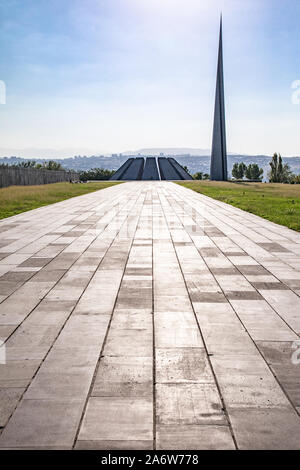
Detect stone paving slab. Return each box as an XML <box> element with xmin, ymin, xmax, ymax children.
<box><xmin>0</xmin><ymin>181</ymin><xmax>300</xmax><ymax>449</ymax></box>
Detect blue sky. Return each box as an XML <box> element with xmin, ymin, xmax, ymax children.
<box><xmin>0</xmin><ymin>0</ymin><xmax>299</xmax><ymax>157</ymax></box>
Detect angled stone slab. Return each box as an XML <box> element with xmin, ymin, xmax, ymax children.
<box><xmin>154</xmin><ymin>311</ymin><xmax>203</xmax><ymax>348</ymax></box>
<box><xmin>0</xmin><ymin>325</ymin><xmax>17</xmax><ymax>341</ymax></box>
<box><xmin>92</xmin><ymin>356</ymin><xmax>152</xmax><ymax>398</ymax></box>
<box><xmin>227</xmin><ymin>256</ymin><xmax>259</xmax><ymax>266</ymax></box>
<box><xmin>258</xmin><ymin>290</ymin><xmax>300</xmax><ymax>333</ymax></box>
<box><xmin>0</xmin><ymin>281</ymin><xmax>56</xmax><ymax>325</ymax></box>
<box><xmin>0</xmin><ymin>271</ymin><xmax>34</xmax><ymax>283</ymax></box>
<box><xmin>215</xmin><ymin>275</ymin><xmax>255</xmax><ymax>292</ymax></box>
<box><xmin>0</xmin><ymin>399</ymin><xmax>85</xmax><ymax>449</ymax></box>
<box><xmin>43</xmin><ymin>253</ymin><xmax>80</xmax><ymax>271</ymax></box>
<box><xmin>78</xmin><ymin>397</ymin><xmax>153</xmax><ymax>442</ymax></box>
<box><xmin>257</xmin><ymin>341</ymin><xmax>300</xmax><ymax>407</ymax></box>
<box><xmin>75</xmin><ymin>440</ymin><xmax>153</xmax><ymax>450</ymax></box>
<box><xmin>211</xmin><ymin>354</ymin><xmax>290</xmax><ymax>409</ymax></box>
<box><xmin>226</xmin><ymin>291</ymin><xmax>262</xmax><ymax>301</ymax></box>
<box><xmin>229</xmin><ymin>407</ymin><xmax>300</xmax><ymax>450</ymax></box>
<box><xmin>154</xmin><ymin>296</ymin><xmax>192</xmax><ymax>313</ymax></box>
<box><xmin>0</xmin><ymin>253</ymin><xmax>32</xmax><ymax>266</ymax></box>
<box><xmin>245</xmin><ymin>275</ymin><xmax>280</xmax><ymax>284</ymax></box>
<box><xmin>104</xmin><ymin>328</ymin><xmax>153</xmax><ymax>357</ymax></box>
<box><xmin>156</xmin><ymin>425</ymin><xmax>235</xmax><ymax>450</ymax></box>
<box><xmin>238</xmin><ymin>265</ymin><xmax>271</xmax><ymax>276</ymax></box>
<box><xmin>155</xmin><ymin>325</ymin><xmax>203</xmax><ymax>349</ymax></box>
<box><xmin>24</xmin><ymin>364</ymin><xmax>95</xmax><ymax>401</ymax></box>
<box><xmin>6</xmin><ymin>324</ymin><xmax>61</xmax><ymax>349</ymax></box>
<box><xmin>0</xmin><ymin>388</ymin><xmax>25</xmax><ymax>427</ymax></box>
<box><xmin>19</xmin><ymin>257</ymin><xmax>53</xmax><ymax>268</ymax></box>
<box><xmin>111</xmin><ymin>311</ymin><xmax>152</xmax><ymax>330</ymax></box>
<box><xmin>156</xmin><ymin>348</ymin><xmax>214</xmax><ymax>384</ymax></box>
<box><xmin>52</xmin><ymin>315</ymin><xmax>110</xmax><ymax>350</ymax></box>
<box><xmin>230</xmin><ymin>299</ymin><xmax>297</xmax><ymax>341</ymax></box>
<box><xmin>200</xmin><ymin>327</ymin><xmax>257</xmax><ymax>356</ymax></box>
<box><xmin>191</xmin><ymin>292</ymin><xmax>227</xmax><ymax>304</ymax></box>
<box><xmin>156</xmin><ymin>383</ymin><xmax>226</xmax><ymax>425</ymax></box>
<box><xmin>24</xmin><ymin>299</ymin><xmax>75</xmax><ymax>326</ymax></box>
<box><xmin>31</xmin><ymin>269</ymin><xmax>67</xmax><ymax>283</ymax></box>
<box><xmin>0</xmin><ymin>294</ymin><xmax>8</xmax><ymax>304</ymax></box>
<box><xmin>0</xmin><ymin>360</ymin><xmax>40</xmax><ymax>388</ymax></box>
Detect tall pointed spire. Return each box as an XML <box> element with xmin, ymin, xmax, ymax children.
<box><xmin>210</xmin><ymin>15</ymin><xmax>227</xmax><ymax>181</ymax></box>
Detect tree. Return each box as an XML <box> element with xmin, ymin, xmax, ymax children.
<box><xmin>245</xmin><ymin>163</ymin><xmax>264</xmax><ymax>181</ymax></box>
<box><xmin>182</xmin><ymin>165</ymin><xmax>191</xmax><ymax>175</ymax></box>
<box><xmin>231</xmin><ymin>163</ymin><xmax>240</xmax><ymax>179</ymax></box>
<box><xmin>17</xmin><ymin>160</ymin><xmax>37</xmax><ymax>168</ymax></box>
<box><xmin>269</xmin><ymin>153</ymin><xmax>293</xmax><ymax>183</ymax></box>
<box><xmin>15</xmin><ymin>160</ymin><xmax>64</xmax><ymax>171</ymax></box>
<box><xmin>193</xmin><ymin>172</ymin><xmax>203</xmax><ymax>180</ymax></box>
<box><xmin>43</xmin><ymin>160</ymin><xmax>64</xmax><ymax>171</ymax></box>
<box><xmin>232</xmin><ymin>162</ymin><xmax>247</xmax><ymax>179</ymax></box>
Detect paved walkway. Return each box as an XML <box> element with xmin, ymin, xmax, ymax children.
<box><xmin>0</xmin><ymin>181</ymin><xmax>300</xmax><ymax>449</ymax></box>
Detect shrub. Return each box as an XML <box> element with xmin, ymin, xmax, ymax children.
<box><xmin>79</xmin><ymin>168</ymin><xmax>115</xmax><ymax>181</ymax></box>
<box><xmin>291</xmin><ymin>174</ymin><xmax>300</xmax><ymax>184</ymax></box>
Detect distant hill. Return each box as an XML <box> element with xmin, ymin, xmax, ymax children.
<box><xmin>1</xmin><ymin>153</ymin><xmax>300</xmax><ymax>181</ymax></box>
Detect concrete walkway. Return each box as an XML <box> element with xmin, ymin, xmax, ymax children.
<box><xmin>0</xmin><ymin>181</ymin><xmax>300</xmax><ymax>450</ymax></box>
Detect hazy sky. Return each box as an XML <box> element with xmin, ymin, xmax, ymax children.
<box><xmin>0</xmin><ymin>0</ymin><xmax>299</xmax><ymax>157</ymax></box>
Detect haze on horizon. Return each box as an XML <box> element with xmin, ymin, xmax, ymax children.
<box><xmin>0</xmin><ymin>0</ymin><xmax>299</xmax><ymax>158</ymax></box>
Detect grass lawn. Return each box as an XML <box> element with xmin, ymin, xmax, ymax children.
<box><xmin>0</xmin><ymin>181</ymin><xmax>122</xmax><ymax>220</ymax></box>
<box><xmin>177</xmin><ymin>180</ymin><xmax>300</xmax><ymax>232</ymax></box>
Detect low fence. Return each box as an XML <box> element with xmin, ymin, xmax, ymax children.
<box><xmin>0</xmin><ymin>167</ymin><xmax>79</xmax><ymax>188</ymax></box>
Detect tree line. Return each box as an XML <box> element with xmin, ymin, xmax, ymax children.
<box><xmin>0</xmin><ymin>160</ymin><xmax>65</xmax><ymax>171</ymax></box>
<box><xmin>231</xmin><ymin>154</ymin><xmax>300</xmax><ymax>184</ymax></box>
<box><xmin>187</xmin><ymin>153</ymin><xmax>299</xmax><ymax>183</ymax></box>
<box><xmin>0</xmin><ymin>161</ymin><xmax>115</xmax><ymax>180</ymax></box>
<box><xmin>231</xmin><ymin>162</ymin><xmax>263</xmax><ymax>181</ymax></box>
<box><xmin>1</xmin><ymin>155</ymin><xmax>299</xmax><ymax>183</ymax></box>
<box><xmin>79</xmin><ymin>168</ymin><xmax>115</xmax><ymax>181</ymax></box>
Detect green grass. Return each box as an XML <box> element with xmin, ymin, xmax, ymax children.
<box><xmin>176</xmin><ymin>180</ymin><xmax>300</xmax><ymax>232</ymax></box>
<box><xmin>0</xmin><ymin>181</ymin><xmax>122</xmax><ymax>220</ymax></box>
